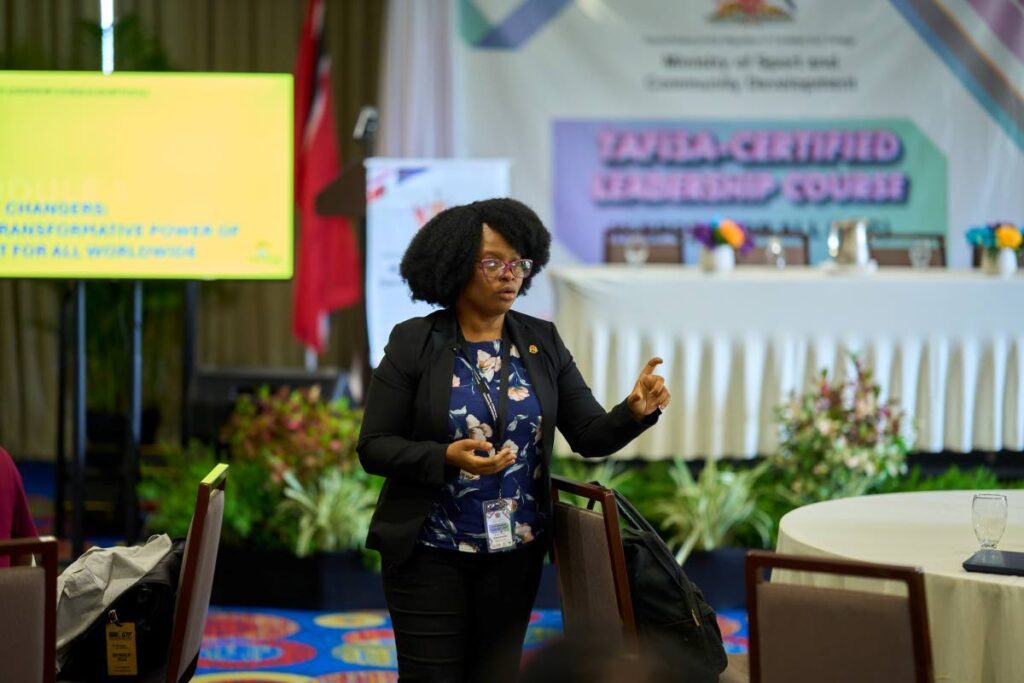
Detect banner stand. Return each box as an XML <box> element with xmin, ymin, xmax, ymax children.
<box><xmin>72</xmin><ymin>282</ymin><xmax>86</xmax><ymax>558</ymax></box>
<box><xmin>180</xmin><ymin>281</ymin><xmax>199</xmax><ymax>444</ymax></box>
<box><xmin>126</xmin><ymin>280</ymin><xmax>142</xmax><ymax>545</ymax></box>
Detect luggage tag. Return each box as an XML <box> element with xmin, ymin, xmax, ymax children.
<box><xmin>105</xmin><ymin>610</ymin><xmax>138</xmax><ymax>676</ymax></box>
<box><xmin>483</xmin><ymin>498</ymin><xmax>516</xmax><ymax>552</ymax></box>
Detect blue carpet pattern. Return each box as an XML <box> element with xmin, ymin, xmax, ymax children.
<box><xmin>193</xmin><ymin>606</ymin><xmax>748</xmax><ymax>680</ymax></box>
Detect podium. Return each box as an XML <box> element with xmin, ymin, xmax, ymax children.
<box><xmin>317</xmin><ymin>157</ymin><xmax>367</xmax><ymax>218</ymax></box>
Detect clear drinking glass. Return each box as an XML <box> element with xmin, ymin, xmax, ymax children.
<box><xmin>972</xmin><ymin>493</ymin><xmax>1008</xmax><ymax>549</ymax></box>
<box><xmin>764</xmin><ymin>236</ymin><xmax>786</xmax><ymax>269</ymax></box>
<box><xmin>622</xmin><ymin>234</ymin><xmax>650</xmax><ymax>266</ymax></box>
<box><xmin>908</xmin><ymin>239</ymin><xmax>933</xmax><ymax>269</ymax></box>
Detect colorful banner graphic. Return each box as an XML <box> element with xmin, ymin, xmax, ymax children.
<box><xmin>454</xmin><ymin>0</ymin><xmax>1024</xmax><ymax>271</ymax></box>
<box><xmin>555</xmin><ymin>118</ymin><xmax>946</xmax><ymax>263</ymax></box>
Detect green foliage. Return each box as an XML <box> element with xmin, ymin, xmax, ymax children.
<box><xmin>276</xmin><ymin>469</ymin><xmax>377</xmax><ymax>558</ymax></box>
<box><xmin>138</xmin><ymin>441</ymin><xmax>287</xmax><ymax>549</ymax></box>
<box><xmin>549</xmin><ymin>456</ymin><xmax>636</xmax><ymax>506</ymax></box>
<box><xmin>220</xmin><ymin>385</ymin><xmax>362</xmax><ymax>484</ymax></box>
<box><xmin>549</xmin><ymin>457</ymin><xmax>680</xmax><ymax>520</ymax></box>
<box><xmin>872</xmin><ymin>465</ymin><xmax>1001</xmax><ymax>494</ymax></box>
<box><xmin>772</xmin><ymin>354</ymin><xmax>908</xmax><ymax>507</ymax></box>
<box><xmin>652</xmin><ymin>458</ymin><xmax>772</xmax><ymax>563</ymax></box>
<box><xmin>139</xmin><ymin>386</ymin><xmax>377</xmax><ymax>562</ymax></box>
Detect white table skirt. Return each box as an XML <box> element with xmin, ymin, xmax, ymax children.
<box><xmin>776</xmin><ymin>491</ymin><xmax>1024</xmax><ymax>683</ymax></box>
<box><xmin>549</xmin><ymin>265</ymin><xmax>1024</xmax><ymax>459</ymax></box>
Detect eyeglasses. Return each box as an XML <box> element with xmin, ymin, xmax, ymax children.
<box><xmin>478</xmin><ymin>258</ymin><xmax>534</xmax><ymax>279</ymax></box>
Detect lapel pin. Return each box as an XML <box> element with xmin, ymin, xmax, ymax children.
<box><xmin>529</xmin><ymin>344</ymin><xmax>539</xmax><ymax>354</ymax></box>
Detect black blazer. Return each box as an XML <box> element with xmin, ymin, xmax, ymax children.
<box><xmin>357</xmin><ymin>308</ymin><xmax>658</xmax><ymax>569</ymax></box>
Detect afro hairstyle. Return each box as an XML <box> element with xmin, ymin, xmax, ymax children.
<box><xmin>399</xmin><ymin>197</ymin><xmax>551</xmax><ymax>307</ymax></box>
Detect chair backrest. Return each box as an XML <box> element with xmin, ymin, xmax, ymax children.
<box><xmin>550</xmin><ymin>475</ymin><xmax>635</xmax><ymax>646</ymax></box>
<box><xmin>604</xmin><ymin>226</ymin><xmax>685</xmax><ymax>264</ymax></box>
<box><xmin>736</xmin><ymin>229</ymin><xmax>810</xmax><ymax>266</ymax></box>
<box><xmin>746</xmin><ymin>550</ymin><xmax>934</xmax><ymax>683</ymax></box>
<box><xmin>165</xmin><ymin>463</ymin><xmax>228</xmax><ymax>683</ymax></box>
<box><xmin>0</xmin><ymin>536</ymin><xmax>57</xmax><ymax>683</ymax></box>
<box><xmin>869</xmin><ymin>233</ymin><xmax>946</xmax><ymax>267</ymax></box>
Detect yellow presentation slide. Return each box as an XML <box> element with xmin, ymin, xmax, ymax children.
<box><xmin>0</xmin><ymin>71</ymin><xmax>293</xmax><ymax>279</ymax></box>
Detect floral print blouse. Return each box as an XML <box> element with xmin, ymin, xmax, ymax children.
<box><xmin>418</xmin><ymin>339</ymin><xmax>545</xmax><ymax>553</ymax></box>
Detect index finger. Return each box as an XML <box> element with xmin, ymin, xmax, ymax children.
<box><xmin>640</xmin><ymin>357</ymin><xmax>663</xmax><ymax>376</ymax></box>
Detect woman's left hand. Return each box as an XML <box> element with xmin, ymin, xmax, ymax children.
<box><xmin>627</xmin><ymin>357</ymin><xmax>671</xmax><ymax>420</ymax></box>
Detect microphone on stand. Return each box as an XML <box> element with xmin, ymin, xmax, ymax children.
<box><xmin>353</xmin><ymin>105</ymin><xmax>378</xmax><ymax>158</ymax></box>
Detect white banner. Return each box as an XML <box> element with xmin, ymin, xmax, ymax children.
<box><xmin>453</xmin><ymin>0</ymin><xmax>1024</xmax><ymax>273</ymax></box>
<box><xmin>365</xmin><ymin>157</ymin><xmax>510</xmax><ymax>366</ymax></box>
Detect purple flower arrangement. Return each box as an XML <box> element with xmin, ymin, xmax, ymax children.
<box><xmin>691</xmin><ymin>218</ymin><xmax>755</xmax><ymax>254</ymax></box>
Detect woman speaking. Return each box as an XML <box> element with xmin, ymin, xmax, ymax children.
<box><xmin>357</xmin><ymin>198</ymin><xmax>670</xmax><ymax>682</ymax></box>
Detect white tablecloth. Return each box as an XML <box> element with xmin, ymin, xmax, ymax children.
<box><xmin>549</xmin><ymin>265</ymin><xmax>1024</xmax><ymax>459</ymax></box>
<box><xmin>776</xmin><ymin>491</ymin><xmax>1024</xmax><ymax>683</ymax></box>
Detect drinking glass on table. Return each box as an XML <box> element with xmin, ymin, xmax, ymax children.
<box><xmin>908</xmin><ymin>239</ymin><xmax>934</xmax><ymax>269</ymax></box>
<box><xmin>973</xmin><ymin>493</ymin><xmax>1007</xmax><ymax>549</ymax></box>
<box><xmin>764</xmin><ymin>236</ymin><xmax>786</xmax><ymax>269</ymax></box>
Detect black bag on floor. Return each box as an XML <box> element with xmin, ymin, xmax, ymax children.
<box><xmin>60</xmin><ymin>538</ymin><xmax>185</xmax><ymax>682</ymax></box>
<box><xmin>613</xmin><ymin>490</ymin><xmax>728</xmax><ymax>682</ymax></box>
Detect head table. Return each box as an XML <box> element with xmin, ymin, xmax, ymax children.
<box><xmin>776</xmin><ymin>491</ymin><xmax>1024</xmax><ymax>683</ymax></box>
<box><xmin>548</xmin><ymin>265</ymin><xmax>1024</xmax><ymax>459</ymax></box>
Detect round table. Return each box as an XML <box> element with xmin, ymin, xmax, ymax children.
<box><xmin>777</xmin><ymin>491</ymin><xmax>1024</xmax><ymax>683</ymax></box>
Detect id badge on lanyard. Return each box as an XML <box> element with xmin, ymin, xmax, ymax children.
<box><xmin>458</xmin><ymin>328</ymin><xmax>517</xmax><ymax>552</ymax></box>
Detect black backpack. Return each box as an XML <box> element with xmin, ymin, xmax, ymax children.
<box><xmin>614</xmin><ymin>490</ymin><xmax>728</xmax><ymax>682</ymax></box>
<box><xmin>60</xmin><ymin>539</ymin><xmax>185</xmax><ymax>681</ymax></box>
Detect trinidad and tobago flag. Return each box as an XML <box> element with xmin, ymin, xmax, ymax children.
<box><xmin>292</xmin><ymin>0</ymin><xmax>362</xmax><ymax>353</ymax></box>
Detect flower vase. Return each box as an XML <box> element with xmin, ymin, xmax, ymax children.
<box><xmin>982</xmin><ymin>248</ymin><xmax>1019</xmax><ymax>277</ymax></box>
<box><xmin>700</xmin><ymin>244</ymin><xmax>735</xmax><ymax>273</ymax></box>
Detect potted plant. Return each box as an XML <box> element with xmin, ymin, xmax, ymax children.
<box><xmin>652</xmin><ymin>457</ymin><xmax>772</xmax><ymax>609</ymax></box>
<box><xmin>967</xmin><ymin>222</ymin><xmax>1022</xmax><ymax>277</ymax></box>
<box><xmin>770</xmin><ymin>353</ymin><xmax>909</xmax><ymax>512</ymax></box>
<box><xmin>139</xmin><ymin>384</ymin><xmax>383</xmax><ymax>609</ymax></box>
<box><xmin>692</xmin><ymin>218</ymin><xmax>754</xmax><ymax>272</ymax></box>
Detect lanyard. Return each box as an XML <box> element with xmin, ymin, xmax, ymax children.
<box><xmin>456</xmin><ymin>326</ymin><xmax>512</xmax><ymax>444</ymax></box>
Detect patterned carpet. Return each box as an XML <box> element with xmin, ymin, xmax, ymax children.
<box><xmin>194</xmin><ymin>606</ymin><xmax>748</xmax><ymax>680</ymax></box>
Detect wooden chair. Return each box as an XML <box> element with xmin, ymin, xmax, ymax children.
<box><xmin>550</xmin><ymin>475</ymin><xmax>636</xmax><ymax>646</ymax></box>
<box><xmin>0</xmin><ymin>537</ymin><xmax>58</xmax><ymax>683</ymax></box>
<box><xmin>164</xmin><ymin>463</ymin><xmax>228</xmax><ymax>683</ymax></box>
<box><xmin>869</xmin><ymin>233</ymin><xmax>946</xmax><ymax>267</ymax></box>
<box><xmin>604</xmin><ymin>226</ymin><xmax>685</xmax><ymax>264</ymax></box>
<box><xmin>745</xmin><ymin>550</ymin><xmax>934</xmax><ymax>683</ymax></box>
<box><xmin>736</xmin><ymin>229</ymin><xmax>810</xmax><ymax>266</ymax></box>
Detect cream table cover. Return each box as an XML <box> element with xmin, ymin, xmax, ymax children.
<box><xmin>776</xmin><ymin>491</ymin><xmax>1024</xmax><ymax>683</ymax></box>
<box><xmin>549</xmin><ymin>266</ymin><xmax>1024</xmax><ymax>459</ymax></box>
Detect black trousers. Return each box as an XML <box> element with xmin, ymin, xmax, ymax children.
<box><xmin>383</xmin><ymin>542</ymin><xmax>546</xmax><ymax>683</ymax></box>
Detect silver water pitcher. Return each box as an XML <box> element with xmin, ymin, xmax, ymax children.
<box><xmin>828</xmin><ymin>219</ymin><xmax>870</xmax><ymax>266</ymax></box>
